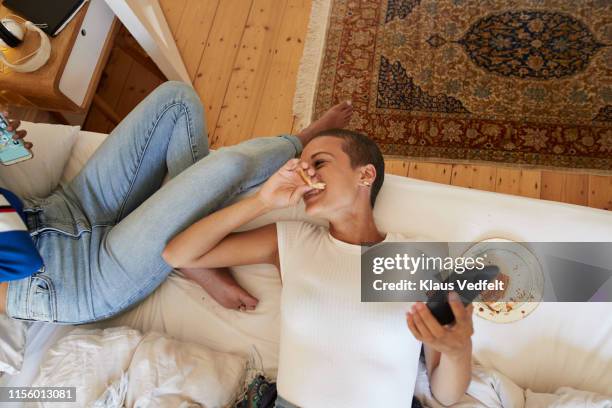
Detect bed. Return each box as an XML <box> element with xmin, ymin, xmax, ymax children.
<box><xmin>2</xmin><ymin>125</ymin><xmax>611</xmax><ymax>407</ymax></box>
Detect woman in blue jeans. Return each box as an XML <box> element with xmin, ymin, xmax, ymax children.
<box><xmin>0</xmin><ymin>81</ymin><xmax>353</xmax><ymax>324</ymax></box>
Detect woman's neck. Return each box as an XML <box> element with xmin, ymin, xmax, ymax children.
<box><xmin>328</xmin><ymin>207</ymin><xmax>385</xmax><ymax>246</ymax></box>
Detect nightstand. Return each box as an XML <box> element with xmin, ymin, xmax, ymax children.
<box><xmin>0</xmin><ymin>1</ymin><xmax>118</xmax><ymax>113</ymax></box>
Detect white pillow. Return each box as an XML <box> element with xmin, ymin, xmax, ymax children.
<box><xmin>0</xmin><ymin>316</ymin><xmax>28</xmax><ymax>375</ymax></box>
<box><xmin>0</xmin><ymin>121</ymin><xmax>79</xmax><ymax>199</ymax></box>
<box><xmin>61</xmin><ymin>130</ymin><xmax>108</xmax><ymax>183</ymax></box>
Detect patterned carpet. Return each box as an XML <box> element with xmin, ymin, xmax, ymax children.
<box><xmin>296</xmin><ymin>0</ymin><xmax>612</xmax><ymax>171</ymax></box>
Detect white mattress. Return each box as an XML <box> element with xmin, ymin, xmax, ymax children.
<box><xmin>3</xmin><ymin>130</ymin><xmax>612</xmax><ymax>397</ymax></box>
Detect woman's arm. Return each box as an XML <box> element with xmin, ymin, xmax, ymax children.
<box><xmin>162</xmin><ymin>158</ymin><xmax>315</xmax><ymax>270</ymax></box>
<box><xmin>424</xmin><ymin>343</ymin><xmax>472</xmax><ymax>406</ymax></box>
<box><xmin>162</xmin><ymin>194</ymin><xmax>277</xmax><ymax>268</ymax></box>
<box><xmin>407</xmin><ymin>293</ymin><xmax>474</xmax><ymax>406</ymax></box>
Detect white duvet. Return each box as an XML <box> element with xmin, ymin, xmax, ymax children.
<box><xmin>29</xmin><ymin>327</ymin><xmax>247</xmax><ymax>408</ymax></box>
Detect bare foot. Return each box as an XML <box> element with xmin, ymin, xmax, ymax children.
<box><xmin>179</xmin><ymin>267</ymin><xmax>259</xmax><ymax>311</ymax></box>
<box><xmin>297</xmin><ymin>100</ymin><xmax>353</xmax><ymax>145</ymax></box>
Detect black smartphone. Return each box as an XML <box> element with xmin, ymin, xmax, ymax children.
<box><xmin>426</xmin><ymin>265</ymin><xmax>500</xmax><ymax>325</ymax></box>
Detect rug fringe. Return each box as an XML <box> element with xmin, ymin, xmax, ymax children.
<box><xmin>293</xmin><ymin>0</ymin><xmax>333</xmax><ymax>131</ymax></box>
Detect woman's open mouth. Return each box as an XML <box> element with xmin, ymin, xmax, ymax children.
<box><xmin>304</xmin><ymin>188</ymin><xmax>324</xmax><ymax>202</ymax></box>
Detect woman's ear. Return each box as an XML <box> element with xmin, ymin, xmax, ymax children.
<box><xmin>359</xmin><ymin>164</ymin><xmax>376</xmax><ymax>187</ymax></box>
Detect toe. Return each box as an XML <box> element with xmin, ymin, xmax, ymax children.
<box><xmin>336</xmin><ymin>100</ymin><xmax>350</xmax><ymax>110</ymax></box>
<box><xmin>241</xmin><ymin>293</ymin><xmax>259</xmax><ymax>309</ymax></box>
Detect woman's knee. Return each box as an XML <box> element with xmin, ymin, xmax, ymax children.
<box><xmin>154</xmin><ymin>82</ymin><xmax>207</xmax><ymax>145</ymax></box>
<box><xmin>153</xmin><ymin>81</ymin><xmax>204</xmax><ymax>117</ymax></box>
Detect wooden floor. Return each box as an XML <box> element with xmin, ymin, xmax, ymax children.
<box><xmin>82</xmin><ymin>0</ymin><xmax>612</xmax><ymax>211</ymax></box>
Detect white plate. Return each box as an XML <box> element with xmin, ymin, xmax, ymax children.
<box><xmin>462</xmin><ymin>239</ymin><xmax>544</xmax><ymax>323</ymax></box>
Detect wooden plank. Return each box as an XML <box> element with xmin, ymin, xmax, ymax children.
<box><xmin>83</xmin><ymin>105</ymin><xmax>112</xmax><ymax>133</ymax></box>
<box><xmin>173</xmin><ymin>0</ymin><xmax>221</xmax><ymax>81</ymax></box>
<box><xmin>115</xmin><ymin>62</ymin><xmax>164</xmax><ymax>120</ymax></box>
<box><xmin>92</xmin><ymin>95</ymin><xmax>121</xmax><ymax>125</ymax></box>
<box><xmin>385</xmin><ymin>159</ymin><xmax>410</xmax><ymax>176</ymax></box>
<box><xmin>192</xmin><ymin>0</ymin><xmax>254</xmax><ymax>143</ymax></box>
<box><xmin>98</xmin><ymin>47</ymin><xmax>134</xmax><ymax>112</ymax></box>
<box><xmin>471</xmin><ymin>165</ymin><xmax>497</xmax><ymax>192</ymax></box>
<box><xmin>495</xmin><ymin>168</ymin><xmax>521</xmax><ymax>196</ymax></box>
<box><xmin>251</xmin><ymin>0</ymin><xmax>311</xmax><ymax>137</ymax></box>
<box><xmin>450</xmin><ymin>164</ymin><xmax>473</xmax><ymax>188</ymax></box>
<box><xmin>212</xmin><ymin>0</ymin><xmax>288</xmax><ymax>147</ymax></box>
<box><xmin>541</xmin><ymin>171</ymin><xmax>565</xmax><ymax>202</ymax></box>
<box><xmin>564</xmin><ymin>173</ymin><xmax>589</xmax><ymax>206</ymax></box>
<box><xmin>496</xmin><ymin>169</ymin><xmax>541</xmax><ymax>199</ymax></box>
<box><xmin>540</xmin><ymin>171</ymin><xmax>589</xmax><ymax>206</ymax></box>
<box><xmin>115</xmin><ymin>35</ymin><xmax>166</xmax><ymax>81</ymax></box>
<box><xmin>451</xmin><ymin>164</ymin><xmax>498</xmax><ymax>191</ymax></box>
<box><xmin>588</xmin><ymin>175</ymin><xmax>612</xmax><ymax>211</ymax></box>
<box><xmin>159</xmin><ymin>0</ymin><xmax>189</xmax><ymax>38</ymax></box>
<box><xmin>83</xmin><ymin>46</ymin><xmax>134</xmax><ymax>133</ymax></box>
<box><xmin>518</xmin><ymin>169</ymin><xmax>541</xmax><ymax>199</ymax></box>
<box><xmin>408</xmin><ymin>162</ymin><xmax>452</xmax><ymax>184</ymax></box>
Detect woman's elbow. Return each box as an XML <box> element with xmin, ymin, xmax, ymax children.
<box><xmin>431</xmin><ymin>384</ymin><xmax>468</xmax><ymax>407</ymax></box>
<box><xmin>161</xmin><ymin>244</ymin><xmax>182</xmax><ymax>268</ymax></box>
<box><xmin>432</xmin><ymin>393</ymin><xmax>461</xmax><ymax>407</ymax></box>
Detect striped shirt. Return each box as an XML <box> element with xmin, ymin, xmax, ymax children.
<box><xmin>0</xmin><ymin>188</ymin><xmax>43</xmax><ymax>281</ymax></box>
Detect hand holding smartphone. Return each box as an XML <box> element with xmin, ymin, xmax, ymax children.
<box><xmin>0</xmin><ymin>111</ymin><xmax>32</xmax><ymax>165</ymax></box>
<box><xmin>426</xmin><ymin>265</ymin><xmax>500</xmax><ymax>325</ymax></box>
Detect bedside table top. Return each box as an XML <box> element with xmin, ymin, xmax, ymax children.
<box><xmin>0</xmin><ymin>2</ymin><xmax>89</xmax><ymax>110</ymax></box>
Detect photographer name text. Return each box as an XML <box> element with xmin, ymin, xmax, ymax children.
<box><xmin>372</xmin><ymin>279</ymin><xmax>504</xmax><ymax>292</ymax></box>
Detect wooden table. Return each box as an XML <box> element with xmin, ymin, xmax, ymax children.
<box><xmin>0</xmin><ymin>2</ymin><xmax>117</xmax><ymax>113</ymax></box>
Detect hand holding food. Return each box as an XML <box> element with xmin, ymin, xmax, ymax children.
<box><xmin>257</xmin><ymin>159</ymin><xmax>323</xmax><ymax>209</ymax></box>
<box><xmin>297</xmin><ymin>167</ymin><xmax>326</xmax><ymax>190</ymax></box>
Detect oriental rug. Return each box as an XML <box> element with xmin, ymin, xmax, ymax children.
<box><xmin>294</xmin><ymin>0</ymin><xmax>612</xmax><ymax>171</ymax></box>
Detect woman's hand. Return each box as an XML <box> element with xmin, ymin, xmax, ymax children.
<box><xmin>2</xmin><ymin>109</ymin><xmax>32</xmax><ymax>150</ymax></box>
<box><xmin>256</xmin><ymin>158</ymin><xmax>315</xmax><ymax>210</ymax></box>
<box><xmin>407</xmin><ymin>292</ymin><xmax>474</xmax><ymax>359</ymax></box>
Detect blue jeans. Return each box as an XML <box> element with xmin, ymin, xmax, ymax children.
<box><xmin>6</xmin><ymin>81</ymin><xmax>302</xmax><ymax>324</ymax></box>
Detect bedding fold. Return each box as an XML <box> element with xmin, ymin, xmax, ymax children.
<box><xmin>415</xmin><ymin>361</ymin><xmax>612</xmax><ymax>407</ymax></box>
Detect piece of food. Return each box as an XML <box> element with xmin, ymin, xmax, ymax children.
<box><xmin>297</xmin><ymin>167</ymin><xmax>326</xmax><ymax>190</ymax></box>
<box><xmin>311</xmin><ymin>182</ymin><xmax>326</xmax><ymax>189</ymax></box>
<box><xmin>480</xmin><ymin>273</ymin><xmax>509</xmax><ymax>302</ymax></box>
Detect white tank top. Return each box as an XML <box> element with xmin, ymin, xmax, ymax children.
<box><xmin>276</xmin><ymin>221</ymin><xmax>421</xmax><ymax>408</ymax></box>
